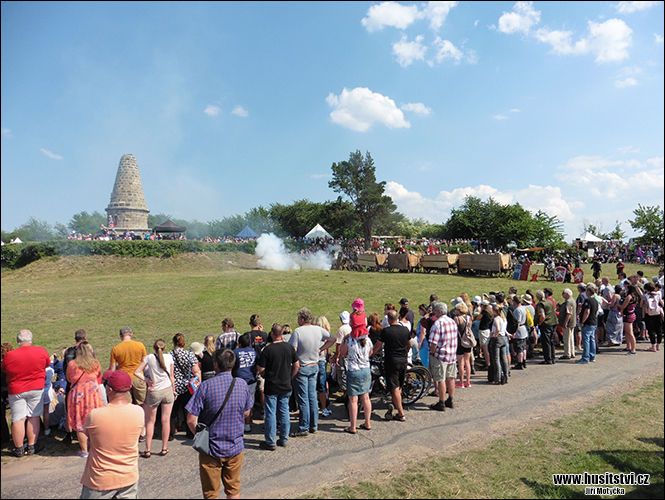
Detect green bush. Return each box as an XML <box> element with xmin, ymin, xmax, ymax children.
<box><xmin>0</xmin><ymin>239</ymin><xmax>259</xmax><ymax>269</ymax></box>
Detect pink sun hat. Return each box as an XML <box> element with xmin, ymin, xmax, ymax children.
<box><xmin>351</xmin><ymin>298</ymin><xmax>365</xmax><ymax>312</ymax></box>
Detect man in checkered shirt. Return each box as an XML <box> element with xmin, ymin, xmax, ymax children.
<box><xmin>428</xmin><ymin>301</ymin><xmax>458</xmax><ymax>412</ymax></box>
<box><xmin>187</xmin><ymin>349</ymin><xmax>253</xmax><ymax>499</ymax></box>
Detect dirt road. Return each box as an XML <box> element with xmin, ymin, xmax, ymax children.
<box><xmin>2</xmin><ymin>347</ymin><xmax>663</xmax><ymax>499</ymax></box>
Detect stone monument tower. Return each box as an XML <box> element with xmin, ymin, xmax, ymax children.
<box><xmin>105</xmin><ymin>154</ymin><xmax>150</xmax><ymax>232</ymax></box>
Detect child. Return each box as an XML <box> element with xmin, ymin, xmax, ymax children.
<box><xmin>350</xmin><ymin>298</ymin><xmax>369</xmax><ymax>339</ymax></box>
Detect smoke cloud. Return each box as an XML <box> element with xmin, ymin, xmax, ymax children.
<box><xmin>255</xmin><ymin>233</ymin><xmax>338</xmax><ymax>271</ymax></box>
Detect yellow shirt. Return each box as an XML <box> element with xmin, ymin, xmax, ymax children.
<box><xmin>110</xmin><ymin>340</ymin><xmax>147</xmax><ymax>379</ymax></box>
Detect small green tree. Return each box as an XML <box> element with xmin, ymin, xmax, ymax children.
<box><xmin>13</xmin><ymin>217</ymin><xmax>57</xmax><ymax>242</ymax></box>
<box><xmin>329</xmin><ymin>150</ymin><xmax>396</xmax><ymax>250</ymax></box>
<box><xmin>629</xmin><ymin>204</ymin><xmax>664</xmax><ymax>245</ymax></box>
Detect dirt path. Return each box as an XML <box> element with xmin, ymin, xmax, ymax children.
<box><xmin>2</xmin><ymin>346</ymin><xmax>663</xmax><ymax>499</ymax></box>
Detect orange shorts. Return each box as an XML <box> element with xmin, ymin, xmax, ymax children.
<box><xmin>199</xmin><ymin>451</ymin><xmax>244</xmax><ymax>498</ymax></box>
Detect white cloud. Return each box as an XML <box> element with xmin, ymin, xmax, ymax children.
<box><xmin>1</xmin><ymin>128</ymin><xmax>12</xmax><ymax>137</ymax></box>
<box><xmin>510</xmin><ymin>109</ymin><xmax>521</xmax><ymax>113</ymax></box>
<box><xmin>204</xmin><ymin>105</ymin><xmax>221</xmax><ymax>116</ymax></box>
<box><xmin>494</xmin><ymin>114</ymin><xmax>508</xmax><ymax>120</ymax></box>
<box><xmin>555</xmin><ymin>155</ymin><xmax>664</xmax><ymax>199</ymax></box>
<box><xmin>361</xmin><ymin>1</ymin><xmax>423</xmax><ymax>32</ymax></box>
<box><xmin>384</xmin><ymin>181</ymin><xmax>577</xmax><ymax>226</ymax></box>
<box><xmin>616</xmin><ymin>1</ymin><xmax>659</xmax><ymax>14</ymax></box>
<box><xmin>498</xmin><ymin>1</ymin><xmax>541</xmax><ymax>35</ymax></box>
<box><xmin>401</xmin><ymin>102</ymin><xmax>432</xmax><ymax>115</ymax></box>
<box><xmin>618</xmin><ymin>145</ymin><xmax>640</xmax><ymax>153</ymax></box>
<box><xmin>40</xmin><ymin>148</ymin><xmax>63</xmax><ymax>160</ymax></box>
<box><xmin>615</xmin><ymin>77</ymin><xmax>638</xmax><ymax>87</ymax></box>
<box><xmin>326</xmin><ymin>87</ymin><xmax>410</xmax><ymax>132</ymax></box>
<box><xmin>536</xmin><ymin>19</ymin><xmax>633</xmax><ymax>63</ymax></box>
<box><xmin>231</xmin><ymin>105</ymin><xmax>248</xmax><ymax>117</ymax></box>
<box><xmin>655</xmin><ymin>33</ymin><xmax>664</xmax><ymax>43</ymax></box>
<box><xmin>423</xmin><ymin>1</ymin><xmax>458</xmax><ymax>30</ymax></box>
<box><xmin>647</xmin><ymin>157</ymin><xmax>664</xmax><ymax>168</ymax></box>
<box><xmin>393</xmin><ymin>35</ymin><xmax>427</xmax><ymax>67</ymax></box>
<box><xmin>432</xmin><ymin>37</ymin><xmax>464</xmax><ymax>62</ymax></box>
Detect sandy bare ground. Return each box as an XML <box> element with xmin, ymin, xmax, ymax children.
<box><xmin>2</xmin><ymin>345</ymin><xmax>663</xmax><ymax>499</ymax></box>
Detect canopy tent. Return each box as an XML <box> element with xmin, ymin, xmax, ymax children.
<box><xmin>152</xmin><ymin>220</ymin><xmax>186</xmax><ymax>233</ymax></box>
<box><xmin>305</xmin><ymin>223</ymin><xmax>333</xmax><ymax>239</ymax></box>
<box><xmin>236</xmin><ymin>226</ymin><xmax>259</xmax><ymax>238</ymax></box>
<box><xmin>577</xmin><ymin>231</ymin><xmax>603</xmax><ymax>242</ymax></box>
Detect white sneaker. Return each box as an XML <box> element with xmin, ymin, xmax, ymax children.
<box><xmin>244</xmin><ymin>424</ymin><xmax>251</xmax><ymax>432</ymax></box>
<box><xmin>44</xmin><ymin>429</ymin><xmax>51</xmax><ymax>436</ymax></box>
<box><xmin>322</xmin><ymin>408</ymin><xmax>332</xmax><ymax>417</ymax></box>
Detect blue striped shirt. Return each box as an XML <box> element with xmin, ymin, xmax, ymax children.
<box><xmin>186</xmin><ymin>371</ymin><xmax>252</xmax><ymax>458</ymax></box>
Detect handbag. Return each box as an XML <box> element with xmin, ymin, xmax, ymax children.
<box><xmin>192</xmin><ymin>377</ymin><xmax>236</xmax><ymax>456</ymax></box>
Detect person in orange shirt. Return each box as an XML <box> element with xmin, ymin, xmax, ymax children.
<box><xmin>80</xmin><ymin>370</ymin><xmax>144</xmax><ymax>499</ymax></box>
<box><xmin>109</xmin><ymin>327</ymin><xmax>147</xmax><ymax>405</ymax></box>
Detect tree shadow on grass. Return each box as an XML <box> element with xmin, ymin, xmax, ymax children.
<box><xmin>520</xmin><ymin>478</ymin><xmax>584</xmax><ymax>499</ymax></box>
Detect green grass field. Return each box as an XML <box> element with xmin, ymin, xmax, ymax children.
<box><xmin>1</xmin><ymin>252</ymin><xmax>660</xmax><ymax>365</ymax></box>
<box><xmin>308</xmin><ymin>376</ymin><xmax>664</xmax><ymax>499</ymax></box>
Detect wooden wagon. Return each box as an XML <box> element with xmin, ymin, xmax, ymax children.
<box><xmin>357</xmin><ymin>253</ymin><xmax>389</xmax><ymax>271</ymax></box>
<box><xmin>419</xmin><ymin>254</ymin><xmax>459</xmax><ymax>274</ymax></box>
<box><xmin>458</xmin><ymin>253</ymin><xmax>512</xmax><ymax>276</ymax></box>
<box><xmin>387</xmin><ymin>253</ymin><xmax>420</xmax><ymax>272</ymax></box>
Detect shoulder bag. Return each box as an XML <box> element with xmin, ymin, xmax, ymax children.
<box><xmin>192</xmin><ymin>377</ymin><xmax>236</xmax><ymax>456</ymax></box>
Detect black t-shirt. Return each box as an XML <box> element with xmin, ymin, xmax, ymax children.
<box><xmin>479</xmin><ymin>310</ymin><xmax>493</xmax><ymax>330</ymax></box>
<box><xmin>582</xmin><ymin>296</ymin><xmax>599</xmax><ymax>326</ymax></box>
<box><xmin>200</xmin><ymin>351</ymin><xmax>215</xmax><ymax>373</ymax></box>
<box><xmin>378</xmin><ymin>324</ymin><xmax>411</xmax><ymax>365</ymax></box>
<box><xmin>256</xmin><ymin>341</ymin><xmax>299</xmax><ymax>396</ymax></box>
<box><xmin>242</xmin><ymin>330</ymin><xmax>268</xmax><ymax>357</ymax></box>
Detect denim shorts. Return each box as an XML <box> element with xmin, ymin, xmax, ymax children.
<box><xmin>346</xmin><ymin>367</ymin><xmax>371</xmax><ymax>396</ymax></box>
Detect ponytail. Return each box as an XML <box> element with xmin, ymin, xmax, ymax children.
<box><xmin>154</xmin><ymin>339</ymin><xmax>167</xmax><ymax>372</ymax></box>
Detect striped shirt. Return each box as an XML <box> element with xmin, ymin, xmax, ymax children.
<box><xmin>429</xmin><ymin>315</ymin><xmax>458</xmax><ymax>364</ymax></box>
<box><xmin>186</xmin><ymin>371</ymin><xmax>253</xmax><ymax>459</ymax></box>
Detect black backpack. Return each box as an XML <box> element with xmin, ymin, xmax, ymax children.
<box><xmin>506</xmin><ymin>306</ymin><xmax>519</xmax><ymax>335</ymax></box>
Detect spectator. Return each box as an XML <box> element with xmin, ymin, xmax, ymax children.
<box><xmin>186</xmin><ymin>349</ymin><xmax>253</xmax><ymax>499</ymax></box>
<box><xmin>170</xmin><ymin>333</ymin><xmax>201</xmax><ymax>439</ymax></box>
<box><xmin>67</xmin><ymin>341</ymin><xmax>104</xmax><ymax>458</ymax></box>
<box><xmin>256</xmin><ymin>324</ymin><xmax>299</xmax><ymax>450</ymax></box>
<box><xmin>2</xmin><ymin>331</ymin><xmax>50</xmax><ymax>457</ymax></box>
<box><xmin>134</xmin><ymin>339</ymin><xmax>175</xmax><ymax>458</ymax></box>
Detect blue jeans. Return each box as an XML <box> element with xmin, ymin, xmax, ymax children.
<box><xmin>316</xmin><ymin>360</ymin><xmax>327</xmax><ymax>393</ymax></box>
<box><xmin>264</xmin><ymin>392</ymin><xmax>291</xmax><ymax>446</ymax></box>
<box><xmin>294</xmin><ymin>364</ymin><xmax>319</xmax><ymax>433</ymax></box>
<box><xmin>581</xmin><ymin>325</ymin><xmax>597</xmax><ymax>362</ymax></box>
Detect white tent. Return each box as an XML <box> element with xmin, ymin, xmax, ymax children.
<box><xmin>578</xmin><ymin>231</ymin><xmax>603</xmax><ymax>242</ymax></box>
<box><xmin>305</xmin><ymin>223</ymin><xmax>332</xmax><ymax>239</ymax></box>
<box><xmin>9</xmin><ymin>237</ymin><xmax>23</xmax><ymax>244</ymax></box>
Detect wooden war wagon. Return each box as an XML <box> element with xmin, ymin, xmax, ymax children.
<box><xmin>458</xmin><ymin>253</ymin><xmax>512</xmax><ymax>277</ymax></box>
<box><xmin>419</xmin><ymin>254</ymin><xmax>459</xmax><ymax>274</ymax></box>
<box><xmin>356</xmin><ymin>253</ymin><xmax>389</xmax><ymax>271</ymax></box>
<box><xmin>387</xmin><ymin>253</ymin><xmax>420</xmax><ymax>272</ymax></box>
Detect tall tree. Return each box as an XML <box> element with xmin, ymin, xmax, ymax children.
<box><xmin>629</xmin><ymin>204</ymin><xmax>664</xmax><ymax>245</ymax></box>
<box><xmin>69</xmin><ymin>211</ymin><xmax>107</xmax><ymax>235</ymax></box>
<box><xmin>329</xmin><ymin>150</ymin><xmax>396</xmax><ymax>249</ymax></box>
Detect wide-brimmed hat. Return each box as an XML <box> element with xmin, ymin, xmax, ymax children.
<box><xmin>340</xmin><ymin>311</ymin><xmax>350</xmax><ymax>324</ymax></box>
<box><xmin>190</xmin><ymin>342</ymin><xmax>204</xmax><ymax>356</ymax></box>
<box><xmin>473</xmin><ymin>295</ymin><xmax>482</xmax><ymax>304</ymax></box>
<box><xmin>521</xmin><ymin>294</ymin><xmax>533</xmax><ymax>305</ymax></box>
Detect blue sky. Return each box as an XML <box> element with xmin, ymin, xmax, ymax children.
<box><xmin>2</xmin><ymin>1</ymin><xmax>663</xmax><ymax>240</ymax></box>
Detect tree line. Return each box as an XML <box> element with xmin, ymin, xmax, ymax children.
<box><xmin>2</xmin><ymin>151</ymin><xmax>663</xmax><ymax>248</ymax></box>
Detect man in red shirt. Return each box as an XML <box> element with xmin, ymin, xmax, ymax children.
<box><xmin>1</xmin><ymin>330</ymin><xmax>50</xmax><ymax>457</ymax></box>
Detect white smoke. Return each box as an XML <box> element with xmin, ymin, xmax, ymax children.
<box><xmin>255</xmin><ymin>233</ymin><xmax>337</xmax><ymax>271</ymax></box>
